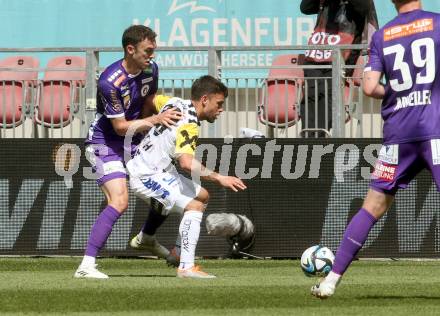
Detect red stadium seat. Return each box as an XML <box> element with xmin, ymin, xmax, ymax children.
<box><xmin>35</xmin><ymin>56</ymin><xmax>86</xmax><ymax>127</ymax></box>
<box><xmin>0</xmin><ymin>56</ymin><xmax>39</xmax><ymax>127</ymax></box>
<box><xmin>258</xmin><ymin>54</ymin><xmax>303</xmax><ymax>128</ymax></box>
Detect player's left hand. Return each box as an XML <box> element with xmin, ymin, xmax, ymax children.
<box><xmin>217</xmin><ymin>175</ymin><xmax>247</xmax><ymax>192</ymax></box>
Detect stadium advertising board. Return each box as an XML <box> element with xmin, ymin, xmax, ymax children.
<box><xmin>1</xmin><ymin>139</ymin><xmax>439</xmax><ymax>258</ymax></box>
<box><xmin>2</xmin><ymin>0</ymin><xmax>440</xmax><ymax>72</ymax></box>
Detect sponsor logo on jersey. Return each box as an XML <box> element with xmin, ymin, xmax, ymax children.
<box><xmin>109</xmin><ymin>90</ymin><xmax>122</xmax><ymax>112</ymax></box>
<box><xmin>113</xmin><ymin>74</ymin><xmax>126</xmax><ymax>88</ymax></box>
<box><xmin>394</xmin><ymin>90</ymin><xmax>432</xmax><ymax>111</ymax></box>
<box><xmin>372</xmin><ymin>161</ymin><xmax>396</xmax><ymax>182</ymax></box>
<box><xmin>107</xmin><ymin>69</ymin><xmax>123</xmax><ymax>83</ymax></box>
<box><xmin>384</xmin><ymin>18</ymin><xmax>433</xmax><ymax>41</ymax></box>
<box><xmin>123</xmin><ymin>94</ymin><xmax>131</xmax><ymax>108</ymax></box>
<box><xmin>141</xmin><ymin>85</ymin><xmax>150</xmax><ymax>97</ymax></box>
<box><xmin>179</xmin><ymin>130</ymin><xmax>198</xmax><ymax>151</ymax></box>
<box><xmin>142</xmin><ymin>77</ymin><xmax>153</xmax><ymax>84</ymax></box>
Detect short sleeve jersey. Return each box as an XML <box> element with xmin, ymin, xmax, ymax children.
<box><xmin>127</xmin><ymin>97</ymin><xmax>199</xmax><ymax>177</ymax></box>
<box><xmin>85</xmin><ymin>59</ymin><xmax>158</xmax><ymax>149</ymax></box>
<box><xmin>365</xmin><ymin>10</ymin><xmax>440</xmax><ymax>144</ymax></box>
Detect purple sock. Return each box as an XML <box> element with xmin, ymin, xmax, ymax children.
<box><xmin>141</xmin><ymin>201</ymin><xmax>168</xmax><ymax>235</ymax></box>
<box><xmin>332</xmin><ymin>208</ymin><xmax>377</xmax><ymax>275</ymax></box>
<box><xmin>85</xmin><ymin>205</ymin><xmax>121</xmax><ymax>257</ymax></box>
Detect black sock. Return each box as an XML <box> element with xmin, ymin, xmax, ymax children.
<box><xmin>141</xmin><ymin>200</ymin><xmax>168</xmax><ymax>235</ymax></box>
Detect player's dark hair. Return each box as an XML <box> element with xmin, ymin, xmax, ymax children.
<box><xmin>191</xmin><ymin>75</ymin><xmax>228</xmax><ymax>100</ymax></box>
<box><xmin>122</xmin><ymin>25</ymin><xmax>157</xmax><ymax>53</ymax></box>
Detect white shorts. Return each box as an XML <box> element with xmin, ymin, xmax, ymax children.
<box><xmin>129</xmin><ymin>167</ymin><xmax>201</xmax><ymax>215</ymax></box>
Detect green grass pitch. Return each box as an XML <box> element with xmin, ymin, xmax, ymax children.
<box><xmin>0</xmin><ymin>258</ymin><xmax>439</xmax><ymax>315</ymax></box>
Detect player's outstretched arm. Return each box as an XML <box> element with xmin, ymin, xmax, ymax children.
<box><xmin>178</xmin><ymin>153</ymin><xmax>247</xmax><ymax>192</ymax></box>
<box><xmin>216</xmin><ymin>175</ymin><xmax>247</xmax><ymax>192</ymax></box>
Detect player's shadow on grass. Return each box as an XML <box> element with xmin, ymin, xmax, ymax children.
<box><xmin>360</xmin><ymin>295</ymin><xmax>440</xmax><ymax>300</ymax></box>
<box><xmin>109</xmin><ymin>274</ymin><xmax>176</xmax><ymax>278</ymax></box>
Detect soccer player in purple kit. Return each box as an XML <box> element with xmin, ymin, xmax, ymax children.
<box><xmin>312</xmin><ymin>0</ymin><xmax>440</xmax><ymax>298</ymax></box>
<box><xmin>74</xmin><ymin>25</ymin><xmax>182</xmax><ymax>279</ymax></box>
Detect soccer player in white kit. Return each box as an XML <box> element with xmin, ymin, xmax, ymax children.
<box><xmin>127</xmin><ymin>75</ymin><xmax>247</xmax><ymax>278</ymax></box>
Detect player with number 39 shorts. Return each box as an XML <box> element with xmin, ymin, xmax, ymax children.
<box><xmin>311</xmin><ymin>0</ymin><xmax>440</xmax><ymax>299</ymax></box>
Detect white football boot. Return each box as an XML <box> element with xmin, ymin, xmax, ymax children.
<box><xmin>311</xmin><ymin>276</ymin><xmax>340</xmax><ymax>299</ymax></box>
<box><xmin>130</xmin><ymin>233</ymin><xmax>170</xmax><ymax>259</ymax></box>
<box><xmin>74</xmin><ymin>264</ymin><xmax>109</xmax><ymax>279</ymax></box>
<box><xmin>177</xmin><ymin>265</ymin><xmax>216</xmax><ymax>279</ymax></box>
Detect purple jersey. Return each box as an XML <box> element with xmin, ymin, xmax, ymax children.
<box><xmin>85</xmin><ymin>59</ymin><xmax>158</xmax><ymax>150</ymax></box>
<box><xmin>365</xmin><ymin>10</ymin><xmax>440</xmax><ymax>144</ymax></box>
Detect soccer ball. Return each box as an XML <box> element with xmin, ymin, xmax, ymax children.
<box><xmin>300</xmin><ymin>245</ymin><xmax>335</xmax><ymax>277</ymax></box>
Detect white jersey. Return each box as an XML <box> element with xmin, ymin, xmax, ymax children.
<box><xmin>127</xmin><ymin>97</ymin><xmax>199</xmax><ymax>177</ymax></box>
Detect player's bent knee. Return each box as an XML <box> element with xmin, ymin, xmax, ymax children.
<box><xmin>108</xmin><ymin>196</ymin><xmax>129</xmax><ymax>213</ymax></box>
<box><xmin>185</xmin><ymin>199</ymin><xmax>205</xmax><ymax>212</ymax></box>
<box><xmin>362</xmin><ymin>189</ymin><xmax>394</xmax><ymax>219</ymax></box>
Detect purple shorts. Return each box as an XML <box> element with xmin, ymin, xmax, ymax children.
<box><xmin>370</xmin><ymin>139</ymin><xmax>440</xmax><ymax>195</ymax></box>
<box><xmin>85</xmin><ymin>143</ymin><xmax>136</xmax><ymax>186</ymax></box>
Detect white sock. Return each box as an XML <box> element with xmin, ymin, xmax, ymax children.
<box><xmin>325</xmin><ymin>271</ymin><xmax>341</xmax><ymax>286</ymax></box>
<box><xmin>178</xmin><ymin>210</ymin><xmax>203</xmax><ymax>270</ymax></box>
<box><xmin>80</xmin><ymin>255</ymin><xmax>95</xmax><ymax>268</ymax></box>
